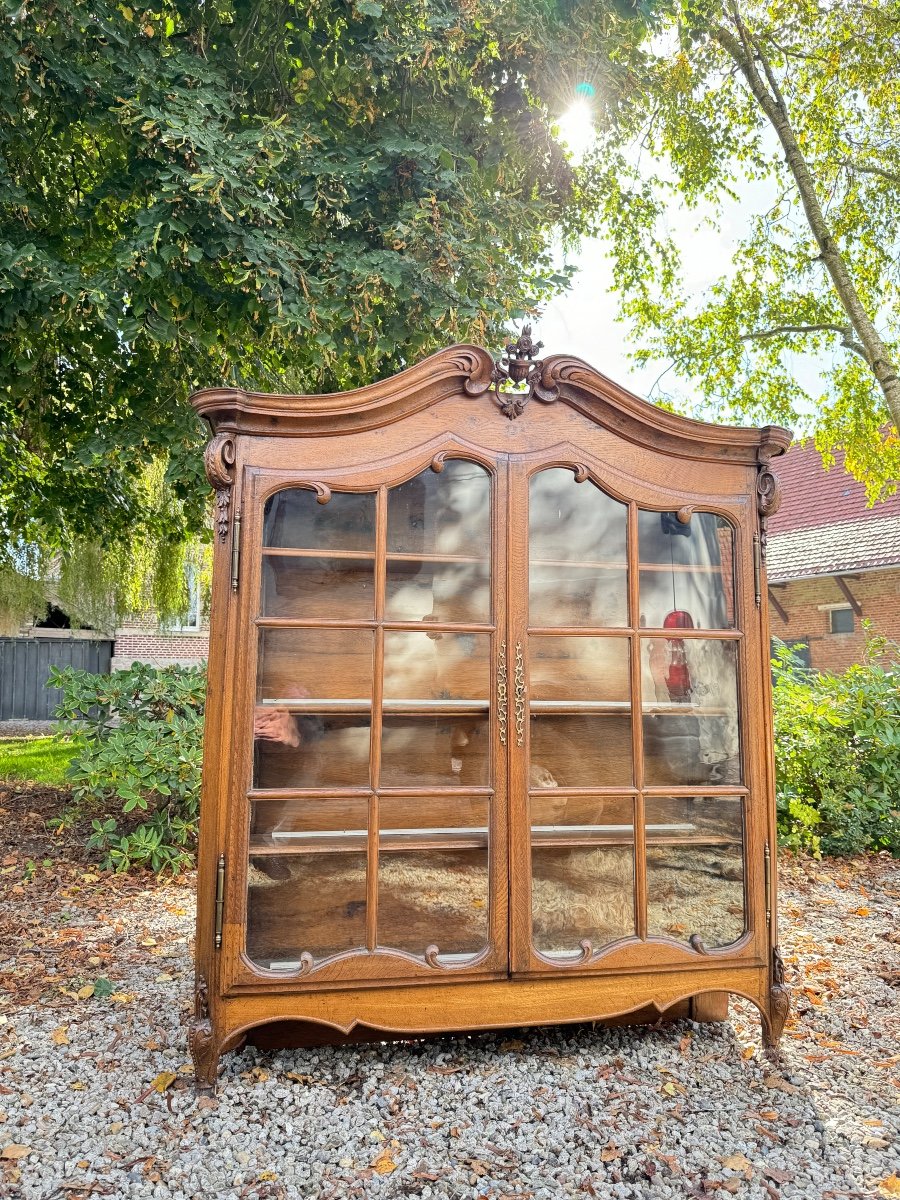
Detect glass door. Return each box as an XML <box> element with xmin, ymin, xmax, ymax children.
<box><xmin>237</xmin><ymin>452</ymin><xmax>508</xmax><ymax>983</ymax></box>
<box><xmin>511</xmin><ymin>462</ymin><xmax>751</xmax><ymax>971</ymax></box>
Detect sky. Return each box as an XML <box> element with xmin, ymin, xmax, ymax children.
<box><xmin>536</xmin><ymin>100</ymin><xmax>822</xmax><ymax>429</ymax></box>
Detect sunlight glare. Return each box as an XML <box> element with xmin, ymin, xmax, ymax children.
<box><xmin>557</xmin><ymin>99</ymin><xmax>595</xmax><ymax>165</ymax></box>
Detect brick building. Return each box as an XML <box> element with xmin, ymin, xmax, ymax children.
<box><xmin>765</xmin><ymin>441</ymin><xmax>900</xmax><ymax>672</ymax></box>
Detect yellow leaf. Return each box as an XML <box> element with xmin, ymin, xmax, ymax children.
<box><xmin>258</xmin><ymin>1171</ymin><xmax>278</xmax><ymax>1182</ymax></box>
<box><xmin>150</xmin><ymin>1071</ymin><xmax>177</xmax><ymax>1094</ymax></box>
<box><xmin>69</xmin><ymin>1082</ymin><xmax>85</xmax><ymax>1091</ymax></box>
<box><xmin>856</xmin><ymin>907</ymin><xmax>870</xmax><ymax>916</ymax></box>
<box><xmin>51</xmin><ymin>1026</ymin><xmax>69</xmax><ymax>1046</ymax></box>
<box><xmin>372</xmin><ymin>1148</ymin><xmax>397</xmax><ymax>1175</ymax></box>
<box><xmin>111</xmin><ymin>992</ymin><xmax>134</xmax><ymax>1003</ymax></box>
<box><xmin>1</xmin><ymin>1144</ymin><xmax>31</xmax><ymax>1159</ymax></box>
<box><xmin>600</xmin><ymin>1143</ymin><xmax>621</xmax><ymax>1162</ymax></box>
<box><xmin>661</xmin><ymin>1081</ymin><xmax>677</xmax><ymax>1096</ymax></box>
<box><xmin>878</xmin><ymin>1176</ymin><xmax>900</xmax><ymax>1197</ymax></box>
<box><xmin>77</xmin><ymin>984</ymin><xmax>95</xmax><ymax>1000</ymax></box>
<box><xmin>369</xmin><ymin>1130</ymin><xmax>385</xmax><ymax>1141</ymax></box>
<box><xmin>721</xmin><ymin>1152</ymin><xmax>754</xmax><ymax>1174</ymax></box>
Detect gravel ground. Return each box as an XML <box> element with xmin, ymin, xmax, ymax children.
<box><xmin>0</xmin><ymin>723</ymin><xmax>59</xmax><ymax>739</ymax></box>
<box><xmin>1</xmin><ymin>786</ymin><xmax>898</xmax><ymax>1200</ymax></box>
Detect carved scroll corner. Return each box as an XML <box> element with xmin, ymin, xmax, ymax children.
<box><xmin>572</xmin><ymin>463</ymin><xmax>591</xmax><ymax>483</ymax></box>
<box><xmin>187</xmin><ymin>974</ymin><xmax>218</xmax><ymax>1094</ymax></box>
<box><xmin>757</xmin><ymin>464</ymin><xmax>782</xmax><ymax>520</ymax></box>
<box><xmin>204</xmin><ymin>434</ymin><xmax>236</xmax><ymax>540</ymax></box>
<box><xmin>676</xmin><ymin>505</ymin><xmax>694</xmax><ymax>525</ymax></box>
<box><xmin>424</xmin><ymin>944</ymin><xmax>442</xmax><ymax>968</ymax></box>
<box><xmin>578</xmin><ymin>939</ymin><xmax>594</xmax><ymax>963</ymax></box>
<box><xmin>764</xmin><ymin>945</ymin><xmax>791</xmax><ymax>1051</ymax></box>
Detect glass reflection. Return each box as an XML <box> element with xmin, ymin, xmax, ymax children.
<box><xmin>246</xmin><ymin>797</ymin><xmax>370</xmax><ymax>969</ymax></box>
<box><xmin>529</xmin><ymin>468</ymin><xmax>628</xmax><ymax>627</ymax></box>
<box><xmin>378</xmin><ymin>796</ymin><xmax>489</xmax><ymax>961</ymax></box>
<box><xmin>531</xmin><ymin>795</ymin><xmax>636</xmax><ymax>956</ymax></box>
<box><xmin>645</xmin><ymin>796</ymin><xmax>745</xmax><ymax>948</ymax></box>
<box><xmin>386</xmin><ymin>460</ymin><xmax>491</xmax><ymax>623</ymax></box>
<box><xmin>263</xmin><ymin>489</ymin><xmax>376</xmax><ymax>551</ymax></box>
<box><xmin>641</xmin><ymin>638</ymin><xmax>741</xmax><ymax>786</ymax></box>
<box><xmin>638</xmin><ymin>510</ymin><xmax>735</xmax><ymax>629</ymax></box>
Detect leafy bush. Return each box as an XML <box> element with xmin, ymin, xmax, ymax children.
<box><xmin>773</xmin><ymin>632</ymin><xmax>900</xmax><ymax>857</ymax></box>
<box><xmin>51</xmin><ymin>662</ymin><xmax>206</xmax><ymax>873</ymax></box>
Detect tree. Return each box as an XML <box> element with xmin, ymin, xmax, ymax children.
<box><xmin>0</xmin><ymin>0</ymin><xmax>650</xmax><ymax>627</ymax></box>
<box><xmin>584</xmin><ymin>0</ymin><xmax>900</xmax><ymax>494</ymax></box>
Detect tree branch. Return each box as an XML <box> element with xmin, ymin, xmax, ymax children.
<box><xmin>712</xmin><ymin>3</ymin><xmax>900</xmax><ymax>428</ymax></box>
<box><xmin>841</xmin><ymin>158</ymin><xmax>900</xmax><ymax>185</ymax></box>
<box><xmin>740</xmin><ymin>322</ymin><xmax>868</xmax><ymax>360</ymax></box>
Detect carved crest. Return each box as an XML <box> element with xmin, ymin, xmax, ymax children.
<box><xmin>491</xmin><ymin>325</ymin><xmax>550</xmax><ymax>419</ymax></box>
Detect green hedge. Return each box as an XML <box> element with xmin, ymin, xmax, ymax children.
<box><xmin>773</xmin><ymin>632</ymin><xmax>900</xmax><ymax>857</ymax></box>
<box><xmin>45</xmin><ymin>638</ymin><xmax>900</xmax><ymax>873</ymax></box>
<box><xmin>51</xmin><ymin>662</ymin><xmax>206</xmax><ymax>873</ymax></box>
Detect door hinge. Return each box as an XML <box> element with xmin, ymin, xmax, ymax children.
<box><xmin>214</xmin><ymin>854</ymin><xmax>225</xmax><ymax>949</ymax></box>
<box><xmin>764</xmin><ymin>841</ymin><xmax>771</xmax><ymax>927</ymax></box>
<box><xmin>230</xmin><ymin>510</ymin><xmax>242</xmax><ymax>592</ymax></box>
<box><xmin>752</xmin><ymin>532</ymin><xmax>762</xmax><ymax>608</ymax></box>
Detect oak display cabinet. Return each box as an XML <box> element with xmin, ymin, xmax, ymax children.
<box><xmin>188</xmin><ymin>337</ymin><xmax>791</xmax><ymax>1092</ymax></box>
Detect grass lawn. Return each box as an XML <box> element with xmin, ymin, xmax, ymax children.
<box><xmin>0</xmin><ymin>736</ymin><xmax>76</xmax><ymax>785</ymax></box>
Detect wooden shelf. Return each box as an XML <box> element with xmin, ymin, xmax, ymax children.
<box><xmin>258</xmin><ymin>698</ymin><xmax>490</xmax><ymax>715</ymax></box>
<box><xmin>248</xmin><ymin>823</ymin><xmax>741</xmax><ymax>857</ymax></box>
<box><xmin>262</xmin><ymin>547</ymin><xmax>488</xmax><ymax>565</ymax></box>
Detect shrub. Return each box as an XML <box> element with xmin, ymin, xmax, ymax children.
<box><xmin>51</xmin><ymin>662</ymin><xmax>206</xmax><ymax>873</ymax></box>
<box><xmin>772</xmin><ymin>632</ymin><xmax>900</xmax><ymax>857</ymax></box>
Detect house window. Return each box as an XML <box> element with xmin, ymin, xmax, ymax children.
<box><xmin>829</xmin><ymin>606</ymin><xmax>854</xmax><ymax>635</ymax></box>
<box><xmin>164</xmin><ymin>567</ymin><xmax>202</xmax><ymax>633</ymax></box>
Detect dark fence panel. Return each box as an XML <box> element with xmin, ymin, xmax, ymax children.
<box><xmin>0</xmin><ymin>637</ymin><xmax>113</xmax><ymax>721</ymax></box>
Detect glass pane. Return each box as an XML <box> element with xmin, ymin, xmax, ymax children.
<box><xmin>645</xmin><ymin>796</ymin><xmax>745</xmax><ymax>949</ymax></box>
<box><xmin>378</xmin><ymin>796</ymin><xmax>489</xmax><ymax>961</ymax></box>
<box><xmin>641</xmin><ymin>638</ymin><xmax>741</xmax><ymax>786</ymax></box>
<box><xmin>529</xmin><ymin>636</ymin><xmax>630</xmax><ymax>703</ymax></box>
<box><xmin>386</xmin><ymin>460</ymin><xmax>491</xmax><ymax>624</ymax></box>
<box><xmin>529</xmin><ymin>468</ymin><xmax>627</xmax><ymax>627</ymax></box>
<box><xmin>531</xmin><ymin>795</ymin><xmax>635</xmax><ymax>956</ymax></box>
<box><xmin>261</xmin><ymin>555</ymin><xmax>374</xmax><ymax>620</ymax></box>
<box><xmin>254</xmin><ymin>629</ymin><xmax>373</xmax><ymax>789</ymax></box>
<box><xmin>263</xmin><ymin>489</ymin><xmax>375</xmax><ymax>552</ymax></box>
<box><xmin>638</xmin><ymin>510</ymin><xmax>735</xmax><ymax>630</ymax></box>
<box><xmin>246</xmin><ymin>798</ymin><xmax>369</xmax><ymax>969</ymax></box>
<box><xmin>381</xmin><ymin>715</ymin><xmax>490</xmax><ymax>787</ymax></box>
<box><xmin>529</xmin><ymin>714</ymin><xmax>633</xmax><ymax>788</ymax></box>
<box><xmin>383</xmin><ymin>631</ymin><xmax>491</xmax><ymax>703</ymax></box>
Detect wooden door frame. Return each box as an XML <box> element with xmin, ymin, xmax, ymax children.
<box><xmin>218</xmin><ymin>438</ymin><xmax>513</xmax><ymax>996</ymax></box>
<box><xmin>506</xmin><ymin>445</ymin><xmax>769</xmax><ymax>979</ymax></box>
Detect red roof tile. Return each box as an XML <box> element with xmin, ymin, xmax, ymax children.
<box><xmin>766</xmin><ymin>440</ymin><xmax>900</xmax><ymax>580</ymax></box>
<box><xmin>767</xmin><ymin>440</ymin><xmax>900</xmax><ymax>536</ymax></box>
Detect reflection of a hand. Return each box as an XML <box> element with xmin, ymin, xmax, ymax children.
<box><xmin>254</xmin><ymin>707</ymin><xmax>301</xmax><ymax>748</ymax></box>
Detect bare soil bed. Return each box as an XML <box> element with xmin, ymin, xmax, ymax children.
<box><xmin>1</xmin><ymin>782</ymin><xmax>898</xmax><ymax>1199</ymax></box>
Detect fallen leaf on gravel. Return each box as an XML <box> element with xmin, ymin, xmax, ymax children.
<box><xmin>855</xmin><ymin>907</ymin><xmax>870</xmax><ymax>917</ymax></box>
<box><xmin>878</xmin><ymin>1177</ymin><xmax>900</xmax><ymax>1197</ymax></box>
<box><xmin>763</xmin><ymin>1074</ymin><xmax>800</xmax><ymax>1094</ymax></box>
<box><xmin>51</xmin><ymin>1025</ymin><xmax>69</xmax><ymax>1045</ymax></box>
<box><xmin>763</xmin><ymin>1166</ymin><xmax>794</xmax><ymax>1184</ymax></box>
<box><xmin>1</xmin><ymin>1144</ymin><xmax>32</xmax><ymax>1159</ymax></box>
<box><xmin>500</xmin><ymin>1039</ymin><xmax>524</xmax><ymax>1051</ymax></box>
<box><xmin>76</xmin><ymin>984</ymin><xmax>94</xmax><ymax>999</ymax></box>
<box><xmin>863</xmin><ymin>1136</ymin><xmax>892</xmax><ymax>1149</ymax></box>
<box><xmin>149</xmin><ymin>1071</ymin><xmax>176</xmax><ymax>1094</ymax></box>
<box><xmin>721</xmin><ymin>1152</ymin><xmax>754</xmax><ymax>1176</ymax></box>
<box><xmin>371</xmin><ymin>1148</ymin><xmax>397</xmax><ymax>1175</ymax></box>
<box><xmin>600</xmin><ymin>1143</ymin><xmax>621</xmax><ymax>1162</ymax></box>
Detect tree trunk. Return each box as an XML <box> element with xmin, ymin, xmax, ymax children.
<box><xmin>712</xmin><ymin>11</ymin><xmax>900</xmax><ymax>432</ymax></box>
